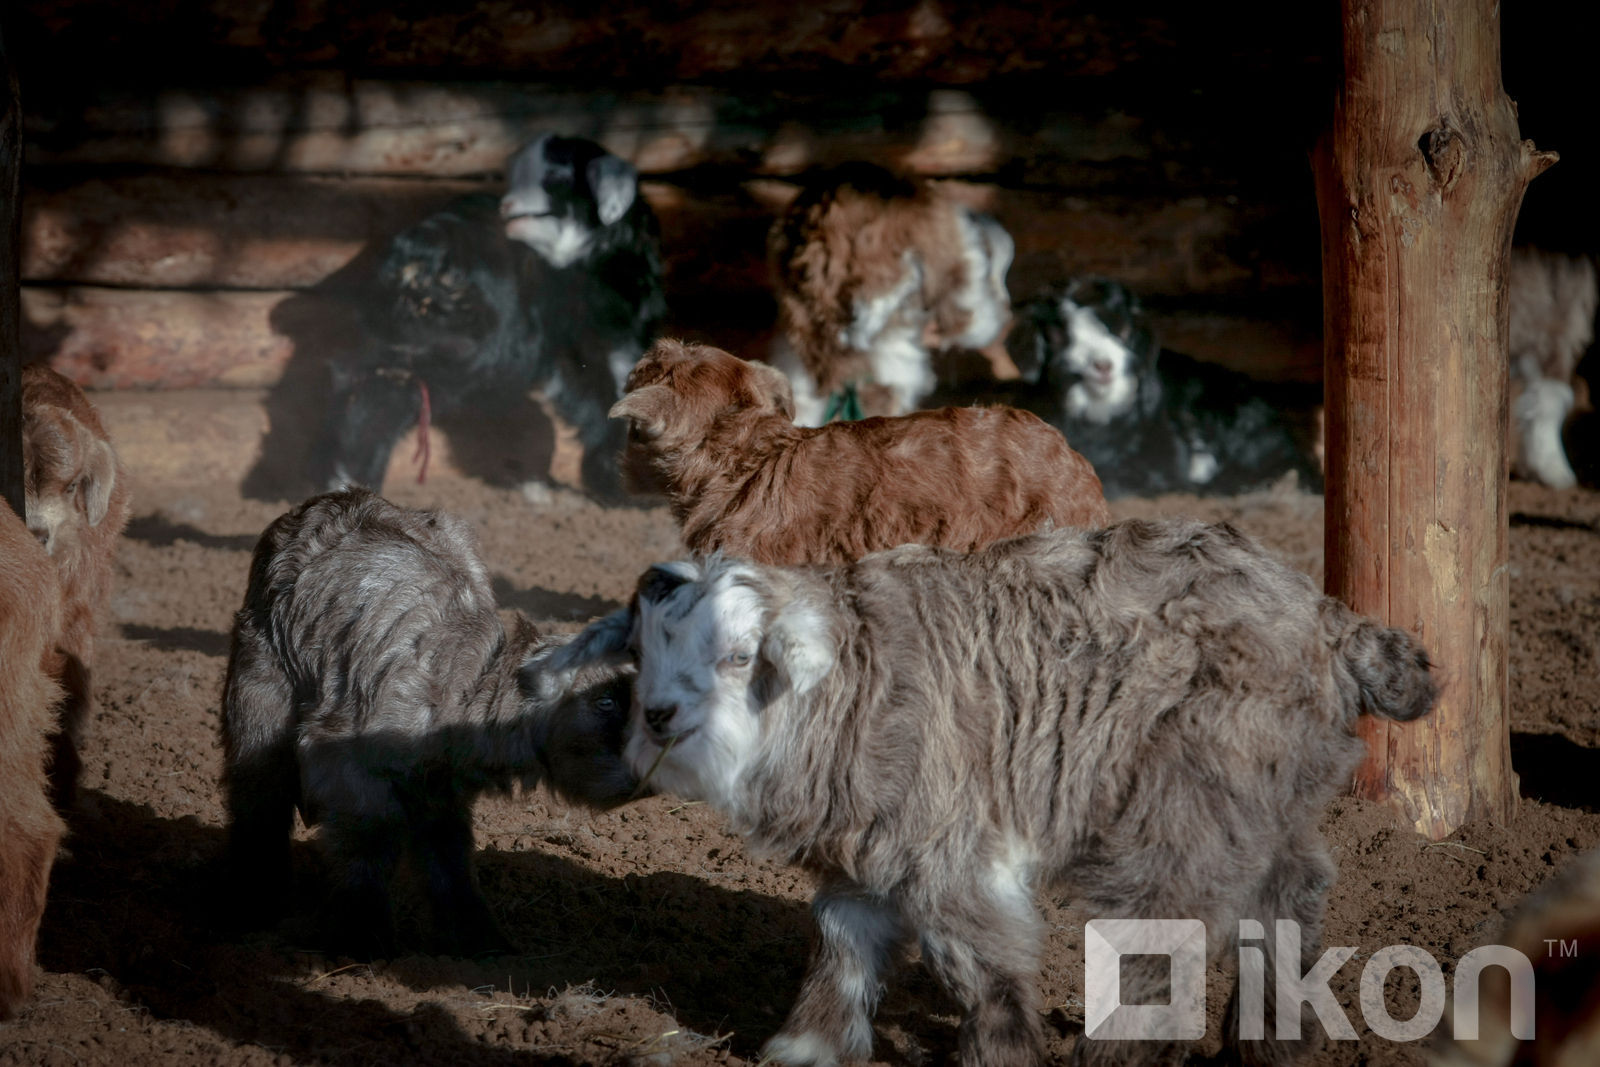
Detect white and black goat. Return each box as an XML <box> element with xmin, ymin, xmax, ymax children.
<box><xmin>1007</xmin><ymin>278</ymin><xmax>1323</xmax><ymax>498</ymax></box>
<box><xmin>1508</xmin><ymin>247</ymin><xmax>1598</xmax><ymax>489</ymax></box>
<box><xmin>315</xmin><ymin>134</ymin><xmax>665</xmax><ymax>502</ymax></box>
<box><xmin>569</xmin><ymin>519</ymin><xmax>1436</xmax><ymax>1066</ymax></box>
<box><xmin>221</xmin><ymin>488</ymin><xmax>638</xmax><ymax>958</ymax></box>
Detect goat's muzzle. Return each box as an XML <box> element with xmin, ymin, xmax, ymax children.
<box><xmin>643</xmin><ymin>704</ymin><xmax>678</xmax><ymax>737</ymax></box>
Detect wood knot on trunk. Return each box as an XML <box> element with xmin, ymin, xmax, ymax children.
<box><xmin>1420</xmin><ymin>125</ymin><xmax>1467</xmax><ymax>192</ymax></box>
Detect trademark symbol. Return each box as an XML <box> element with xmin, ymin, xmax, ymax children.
<box><xmin>1544</xmin><ymin>938</ymin><xmax>1578</xmax><ymax>958</ymax></box>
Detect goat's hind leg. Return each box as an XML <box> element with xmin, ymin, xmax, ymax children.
<box><xmin>763</xmin><ymin>881</ymin><xmax>905</xmax><ymax>1066</ymax></box>
<box><xmin>1221</xmin><ymin>833</ymin><xmax>1340</xmax><ymax>1067</ymax></box>
<box><xmin>917</xmin><ymin>876</ymin><xmax>1048</xmax><ymax>1067</ymax></box>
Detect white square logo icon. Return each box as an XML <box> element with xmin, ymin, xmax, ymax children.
<box><xmin>1084</xmin><ymin>919</ymin><xmax>1207</xmax><ymax>1041</ymax></box>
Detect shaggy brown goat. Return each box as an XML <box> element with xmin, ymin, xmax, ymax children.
<box><xmin>769</xmin><ymin>163</ymin><xmax>1014</xmax><ymax>425</ymax></box>
<box><xmin>0</xmin><ymin>500</ymin><xmax>66</xmax><ymax>1020</ymax></box>
<box><xmin>572</xmin><ymin>519</ymin><xmax>1437</xmax><ymax>1066</ymax></box>
<box><xmin>222</xmin><ymin>488</ymin><xmax>639</xmax><ymax>958</ymax></box>
<box><xmin>21</xmin><ymin>363</ymin><xmax>131</xmax><ymax>810</ymax></box>
<box><xmin>1508</xmin><ymin>248</ymin><xmax>1598</xmax><ymax>489</ymax></box>
<box><xmin>610</xmin><ymin>339</ymin><xmax>1111</xmax><ymax>566</ymax></box>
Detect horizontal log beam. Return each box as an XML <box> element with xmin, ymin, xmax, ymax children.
<box><xmin>21</xmin><ymin>170</ymin><xmax>1315</xmax><ymax>298</ymax></box>
<box><xmin>13</xmin><ymin>2</ymin><xmax>1325</xmax><ymax>88</ymax></box>
<box><xmin>23</xmin><ymin>284</ymin><xmax>1320</xmax><ymax>392</ymax></box>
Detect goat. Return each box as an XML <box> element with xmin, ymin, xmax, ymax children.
<box><xmin>1007</xmin><ymin>278</ymin><xmax>1323</xmax><ymax>498</ymax></box>
<box><xmin>609</xmin><ymin>338</ymin><xmax>1111</xmax><ymax>566</ymax></box>
<box><xmin>221</xmin><ymin>488</ymin><xmax>639</xmax><ymax>959</ymax></box>
<box><xmin>1508</xmin><ymin>247</ymin><xmax>1597</xmax><ymax>489</ymax></box>
<box><xmin>315</xmin><ymin>133</ymin><xmax>665</xmax><ymax>502</ymax></box>
<box><xmin>21</xmin><ymin>362</ymin><xmax>131</xmax><ymax>811</ymax></box>
<box><xmin>573</xmin><ymin>518</ymin><xmax>1436</xmax><ymax>1065</ymax></box>
<box><xmin>0</xmin><ymin>499</ymin><xmax>66</xmax><ymax>1020</ymax></box>
<box><xmin>769</xmin><ymin>163</ymin><xmax>1014</xmax><ymax>425</ymax></box>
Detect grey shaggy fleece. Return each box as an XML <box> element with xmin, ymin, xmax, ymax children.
<box><xmin>221</xmin><ymin>487</ymin><xmax>636</xmax><ymax>958</ymax></box>
<box><xmin>596</xmin><ymin>518</ymin><xmax>1436</xmax><ymax>1067</ymax></box>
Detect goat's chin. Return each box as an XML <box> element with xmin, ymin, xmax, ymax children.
<box><xmin>623</xmin><ymin>711</ymin><xmax>759</xmax><ymax>813</ymax></box>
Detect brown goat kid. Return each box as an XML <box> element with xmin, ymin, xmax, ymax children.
<box><xmin>222</xmin><ymin>489</ymin><xmax>639</xmax><ymax>958</ymax></box>
<box><xmin>0</xmin><ymin>501</ymin><xmax>66</xmax><ymax>1020</ymax></box>
<box><xmin>768</xmin><ymin>163</ymin><xmax>1015</xmax><ymax>425</ymax></box>
<box><xmin>577</xmin><ymin>519</ymin><xmax>1438</xmax><ymax>1066</ymax></box>
<box><xmin>21</xmin><ymin>364</ymin><xmax>131</xmax><ymax>810</ymax></box>
<box><xmin>611</xmin><ymin>339</ymin><xmax>1110</xmax><ymax>566</ymax></box>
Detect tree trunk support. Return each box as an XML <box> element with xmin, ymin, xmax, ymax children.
<box><xmin>1316</xmin><ymin>0</ymin><xmax>1555</xmax><ymax>839</ymax></box>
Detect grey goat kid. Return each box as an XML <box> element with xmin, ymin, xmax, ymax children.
<box><xmin>221</xmin><ymin>488</ymin><xmax>637</xmax><ymax>958</ymax></box>
<box><xmin>570</xmin><ymin>519</ymin><xmax>1437</xmax><ymax>1067</ymax></box>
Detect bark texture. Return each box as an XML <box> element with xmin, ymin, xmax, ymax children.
<box><xmin>1315</xmin><ymin>0</ymin><xmax>1555</xmax><ymax>838</ymax></box>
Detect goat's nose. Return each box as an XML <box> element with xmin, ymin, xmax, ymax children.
<box><xmin>1092</xmin><ymin>357</ymin><xmax>1114</xmax><ymax>374</ymax></box>
<box><xmin>643</xmin><ymin>704</ymin><xmax>677</xmax><ymax>736</ymax></box>
<box><xmin>28</xmin><ymin>526</ymin><xmax>48</xmax><ymax>548</ymax></box>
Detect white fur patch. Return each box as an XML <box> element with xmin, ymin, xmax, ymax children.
<box><xmin>848</xmin><ymin>251</ymin><xmax>924</xmax><ymax>352</ymax></box>
<box><xmin>866</xmin><ymin>325</ymin><xmax>936</xmax><ymax>416</ymax></box>
<box><xmin>1516</xmin><ymin>378</ymin><xmax>1578</xmax><ymax>489</ymax></box>
<box><xmin>606</xmin><ymin>346</ymin><xmax>638</xmax><ymax>397</ymax></box>
<box><xmin>771</xmin><ymin>337</ymin><xmax>829</xmax><ymax>427</ymax></box>
<box><xmin>24</xmin><ymin>495</ymin><xmax>70</xmax><ymax>556</ymax></box>
<box><xmin>761</xmin><ymin>1031</ymin><xmax>842</xmax><ymax>1067</ymax></box>
<box><xmin>1186</xmin><ymin>450</ymin><xmax>1220</xmax><ymax>485</ymax></box>
<box><xmin>987</xmin><ymin>835</ymin><xmax>1039</xmax><ymax>916</ymax></box>
<box><xmin>947</xmin><ymin>209</ymin><xmax>1013</xmax><ymax>349</ymax></box>
<box><xmin>505</xmin><ymin>215</ymin><xmax>595</xmax><ymax>269</ymax></box>
<box><xmin>1061</xmin><ymin>302</ymin><xmax>1140</xmax><ymax>423</ymax></box>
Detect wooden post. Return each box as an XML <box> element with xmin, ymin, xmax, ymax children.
<box><xmin>1</xmin><ymin>19</ymin><xmax>22</xmax><ymax>520</ymax></box>
<box><xmin>1315</xmin><ymin>0</ymin><xmax>1555</xmax><ymax>839</ymax></box>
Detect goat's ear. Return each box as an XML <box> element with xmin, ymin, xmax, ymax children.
<box><xmin>759</xmin><ymin>598</ymin><xmax>834</xmax><ymax>698</ymax></box>
<box><xmin>80</xmin><ymin>428</ymin><xmax>118</xmax><ymax>527</ymax></box>
<box><xmin>587</xmin><ymin>154</ymin><xmax>637</xmax><ymax>227</ymax></box>
<box><xmin>744</xmin><ymin>360</ymin><xmax>795</xmax><ymax>419</ymax></box>
<box><xmin>609</xmin><ymin>384</ymin><xmax>675</xmax><ymax>438</ymax></box>
<box><xmin>520</xmin><ymin>606</ymin><xmax>636</xmax><ymax>701</ymax></box>
<box><xmin>637</xmin><ymin>564</ymin><xmax>692</xmax><ymax>605</ymax></box>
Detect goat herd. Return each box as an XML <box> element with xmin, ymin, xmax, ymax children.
<box><xmin>2</xmin><ymin>132</ymin><xmax>1597</xmax><ymax>1066</ymax></box>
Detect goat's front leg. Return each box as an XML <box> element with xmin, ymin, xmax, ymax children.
<box><xmin>763</xmin><ymin>881</ymin><xmax>905</xmax><ymax>1066</ymax></box>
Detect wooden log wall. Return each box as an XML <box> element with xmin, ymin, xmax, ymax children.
<box><xmin>7</xmin><ymin>0</ymin><xmax>1340</xmax><ymax>392</ymax></box>
<box><xmin>2</xmin><ymin>22</ymin><xmax>22</xmax><ymax>518</ymax></box>
<box><xmin>4</xmin><ymin>1</ymin><xmax>1586</xmax><ymax>395</ymax></box>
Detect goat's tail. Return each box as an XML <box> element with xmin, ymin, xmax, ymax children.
<box><xmin>1321</xmin><ymin>600</ymin><xmax>1438</xmax><ymax>723</ymax></box>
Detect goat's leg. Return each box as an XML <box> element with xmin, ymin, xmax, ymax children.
<box><xmin>1221</xmin><ymin>831</ymin><xmax>1340</xmax><ymax>1067</ymax></box>
<box><xmin>763</xmin><ymin>881</ymin><xmax>905</xmax><ymax>1066</ymax></box>
<box><xmin>917</xmin><ymin>879</ymin><xmax>1048</xmax><ymax>1067</ymax></box>
<box><xmin>406</xmin><ymin>787</ymin><xmax>511</xmax><ymax>957</ymax></box>
<box><xmin>315</xmin><ymin>783</ymin><xmax>408</xmax><ymax>961</ymax></box>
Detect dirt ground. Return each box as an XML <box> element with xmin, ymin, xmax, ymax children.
<box><xmin>4</xmin><ymin>390</ymin><xmax>1600</xmax><ymax>1067</ymax></box>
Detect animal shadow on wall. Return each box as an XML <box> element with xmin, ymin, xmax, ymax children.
<box><xmin>242</xmin><ymin>134</ymin><xmax>665</xmax><ymax>504</ymax></box>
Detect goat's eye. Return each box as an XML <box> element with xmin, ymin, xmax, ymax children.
<box><xmin>724</xmin><ymin>650</ymin><xmax>753</xmax><ymax>669</ymax></box>
<box><xmin>65</xmin><ymin>480</ymin><xmax>79</xmax><ymax>496</ymax></box>
<box><xmin>595</xmin><ymin>696</ymin><xmax>617</xmax><ymax>713</ymax></box>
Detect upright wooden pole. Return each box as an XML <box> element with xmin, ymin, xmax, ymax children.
<box><xmin>1315</xmin><ymin>0</ymin><xmax>1554</xmax><ymax>839</ymax></box>
<box><xmin>1</xmin><ymin>19</ymin><xmax>23</xmax><ymax>520</ymax></box>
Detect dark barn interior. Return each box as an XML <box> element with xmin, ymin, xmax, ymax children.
<box><xmin>8</xmin><ymin>3</ymin><xmax>1595</xmax><ymax>452</ymax></box>
<box><xmin>3</xmin><ymin>4</ymin><xmax>1600</xmax><ymax>1066</ymax></box>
